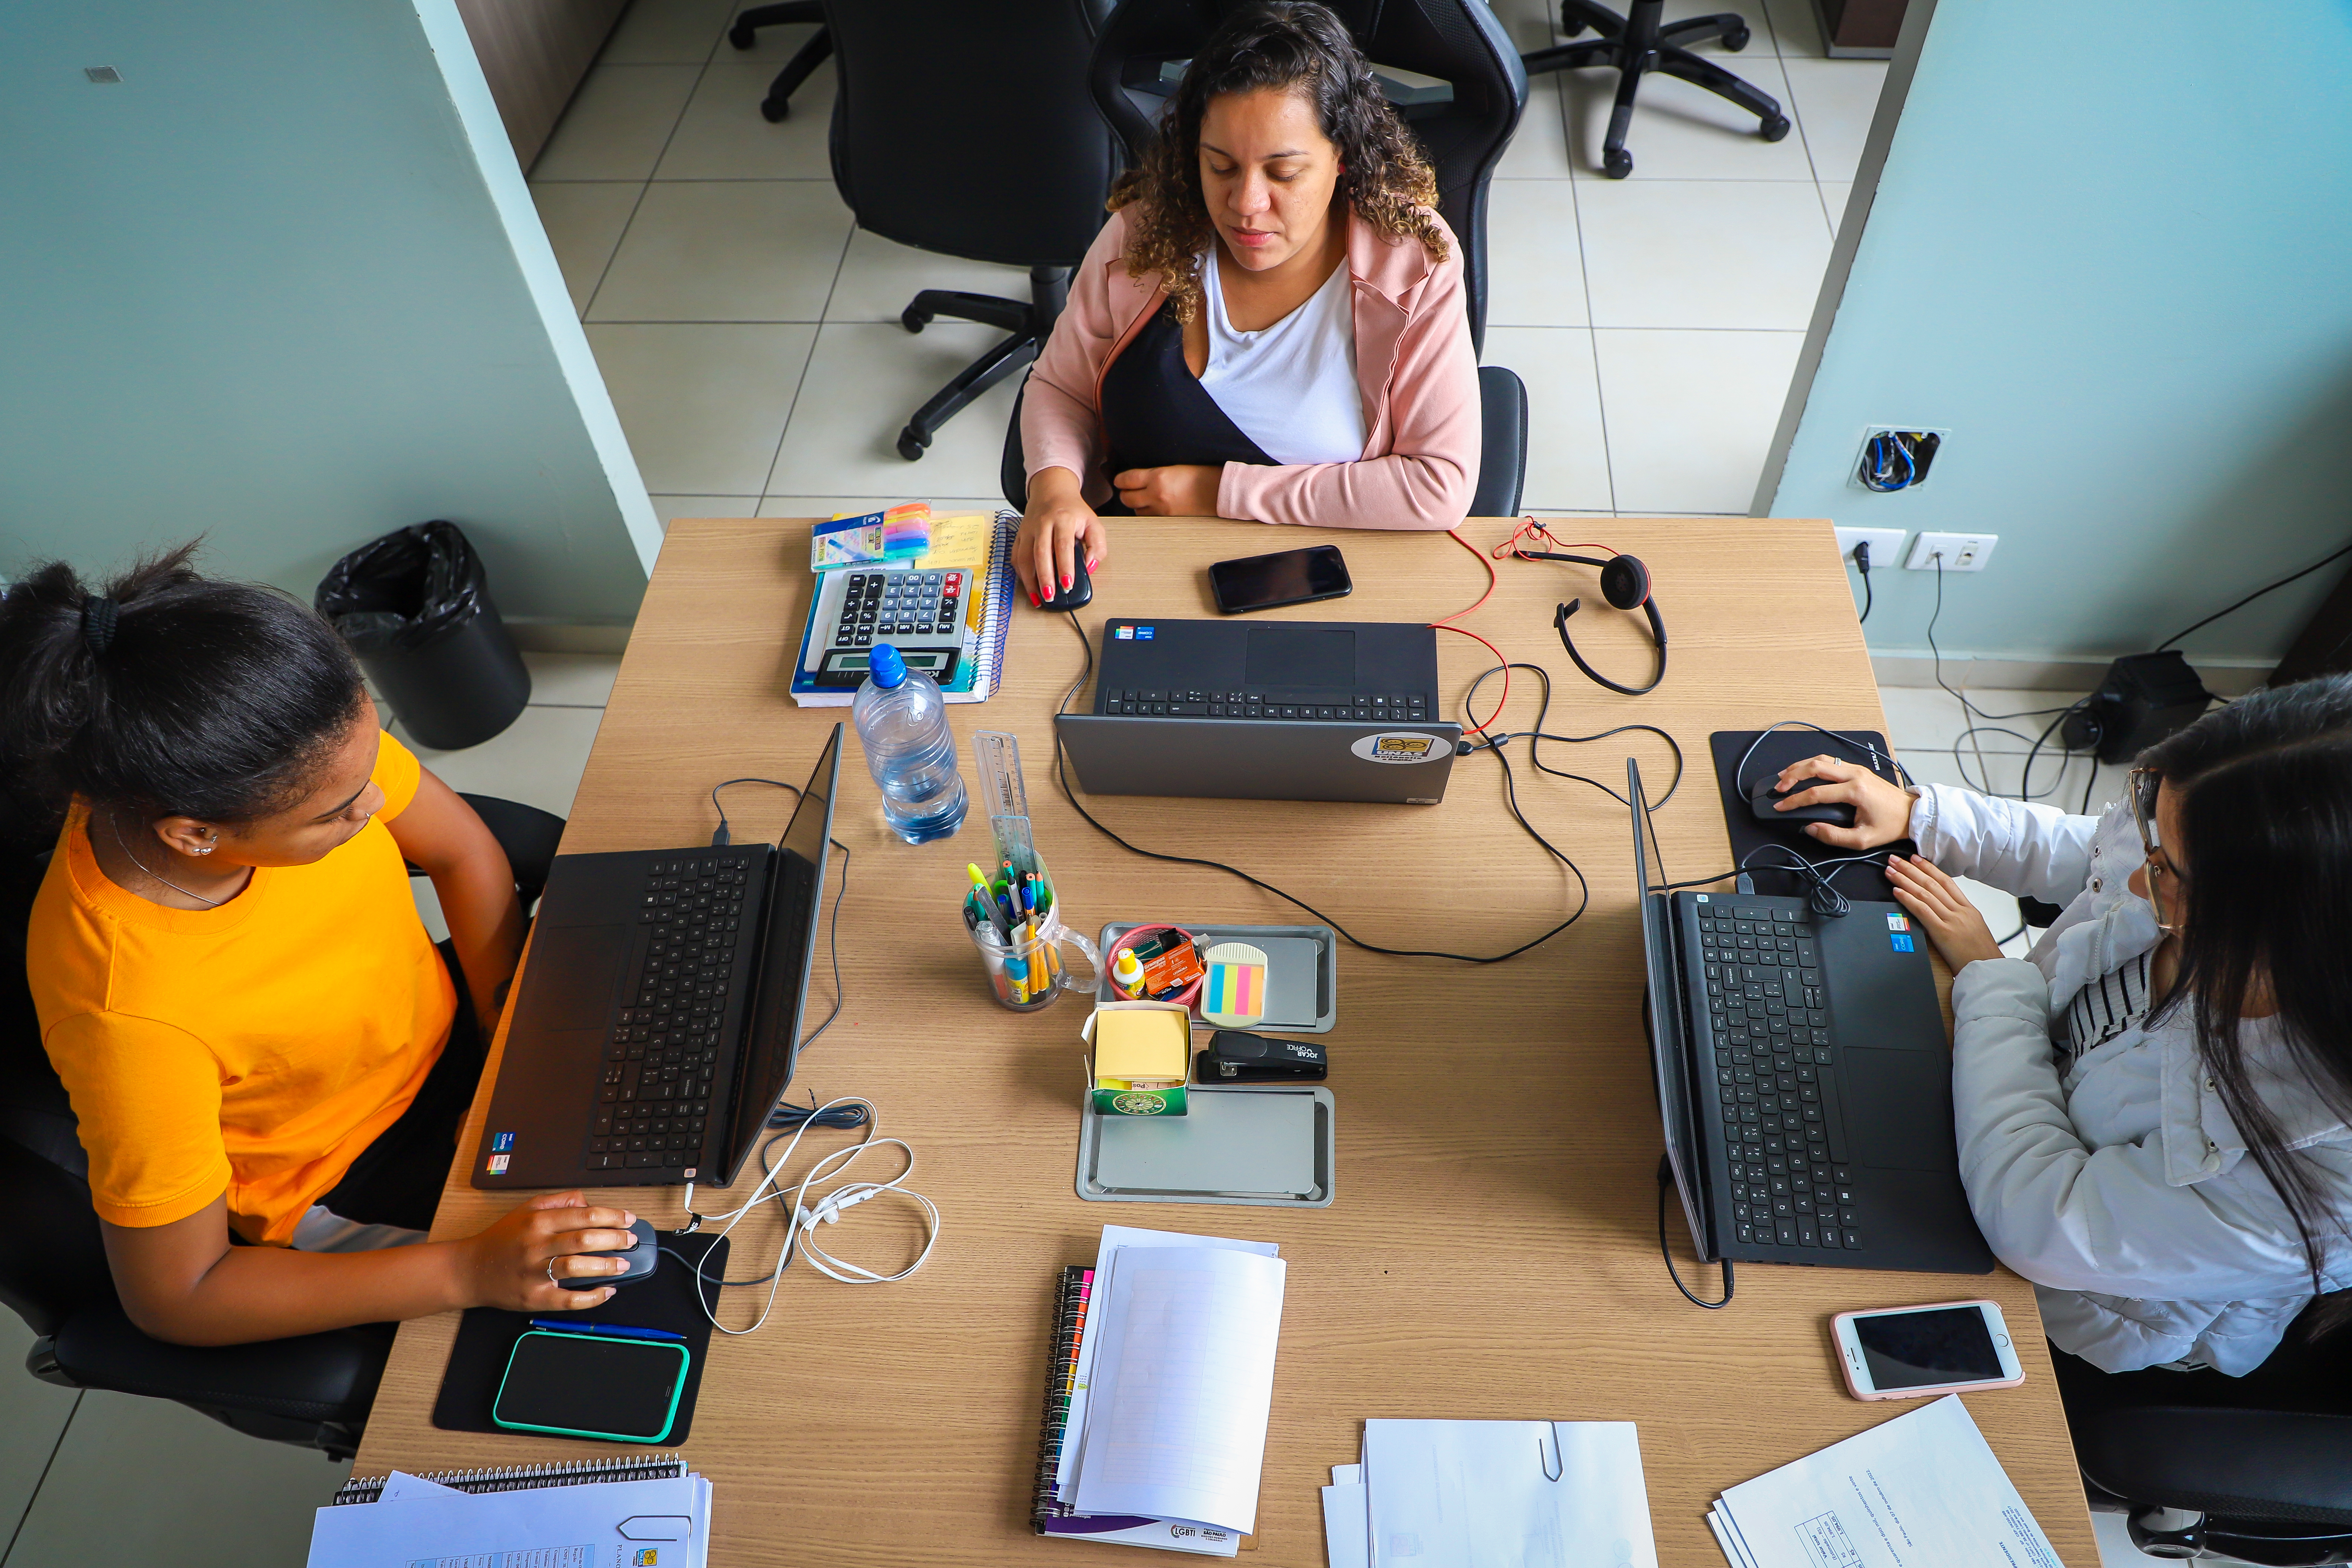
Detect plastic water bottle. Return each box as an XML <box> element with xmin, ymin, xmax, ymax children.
<box><xmin>853</xmin><ymin>643</ymin><xmax>968</xmax><ymax>844</ymax></box>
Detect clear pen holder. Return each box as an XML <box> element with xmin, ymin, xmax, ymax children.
<box><xmin>971</xmin><ymin>911</ymin><xmax>1101</xmax><ymax>1012</ymax></box>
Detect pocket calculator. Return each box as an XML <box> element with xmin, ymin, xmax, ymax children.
<box><xmin>806</xmin><ymin>568</ymin><xmax>968</xmax><ymax>689</ymax></box>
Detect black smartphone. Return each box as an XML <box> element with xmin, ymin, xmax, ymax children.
<box><xmin>1208</xmin><ymin>545</ymin><xmax>1353</xmax><ymax>615</ymax></box>
<box><xmin>492</xmin><ymin>1329</ymin><xmax>689</xmax><ymax>1442</ymax></box>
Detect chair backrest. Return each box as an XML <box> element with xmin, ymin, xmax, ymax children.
<box><xmin>821</xmin><ymin>0</ymin><xmax>1122</xmax><ymax>269</ymax></box>
<box><xmin>1087</xmin><ymin>0</ymin><xmax>1526</xmax><ymax>351</ymax></box>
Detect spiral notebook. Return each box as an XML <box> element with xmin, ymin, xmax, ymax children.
<box><xmin>789</xmin><ymin>509</ymin><xmax>1019</xmax><ymax>707</ymax></box>
<box><xmin>310</xmin><ymin>1455</ymin><xmax>712</xmax><ymax>1568</ymax></box>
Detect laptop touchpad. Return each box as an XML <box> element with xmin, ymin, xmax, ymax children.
<box><xmin>1841</xmin><ymin>1048</ymin><xmax>1954</xmax><ymax>1171</ymax></box>
<box><xmin>1246</xmin><ymin>626</ymin><xmax>1355</xmax><ymax>688</ymax></box>
<box><xmin>527</xmin><ymin>923</ymin><xmax>628</xmax><ymax>1031</ymax></box>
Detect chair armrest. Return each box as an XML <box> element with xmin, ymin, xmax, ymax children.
<box><xmin>40</xmin><ymin>1305</ymin><xmax>394</xmax><ymax>1428</ymax></box>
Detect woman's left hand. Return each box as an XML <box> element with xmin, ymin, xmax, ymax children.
<box><xmin>1112</xmin><ymin>464</ymin><xmax>1222</xmax><ymax>517</ymax></box>
<box><xmin>1883</xmin><ymin>854</ymin><xmax>2005</xmax><ymax>972</ymax></box>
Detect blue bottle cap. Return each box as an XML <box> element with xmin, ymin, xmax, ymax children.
<box><xmin>868</xmin><ymin>642</ymin><xmax>907</xmax><ymax>689</ymax></box>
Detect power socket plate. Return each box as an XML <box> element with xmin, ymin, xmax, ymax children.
<box><xmin>1905</xmin><ymin>531</ymin><xmax>1997</xmax><ymax>571</ymax></box>
<box><xmin>1833</xmin><ymin>527</ymin><xmax>1907</xmax><ymax>570</ymax></box>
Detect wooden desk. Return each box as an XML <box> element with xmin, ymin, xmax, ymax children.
<box><xmin>357</xmin><ymin>516</ymin><xmax>2095</xmax><ymax>1565</ymax></box>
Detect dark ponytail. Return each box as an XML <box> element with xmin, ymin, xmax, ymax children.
<box><xmin>2142</xmin><ymin>675</ymin><xmax>2352</xmax><ymax>1316</ymax></box>
<box><xmin>0</xmin><ymin>542</ymin><xmax>367</xmax><ymax>827</ymax></box>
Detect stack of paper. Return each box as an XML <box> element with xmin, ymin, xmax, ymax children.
<box><xmin>306</xmin><ymin>1467</ymin><xmax>713</xmax><ymax>1568</ymax></box>
<box><xmin>1043</xmin><ymin>1224</ymin><xmax>1289</xmax><ymax>1557</ymax></box>
<box><xmin>1324</xmin><ymin>1419</ymin><xmax>1660</xmax><ymax>1568</ymax></box>
<box><xmin>1706</xmin><ymin>1395</ymin><xmax>2058</xmax><ymax>1568</ymax></box>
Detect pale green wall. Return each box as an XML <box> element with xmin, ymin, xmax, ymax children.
<box><xmin>0</xmin><ymin>0</ymin><xmax>658</xmax><ymax>628</ymax></box>
<box><xmin>1762</xmin><ymin>0</ymin><xmax>2352</xmax><ymax>674</ymax></box>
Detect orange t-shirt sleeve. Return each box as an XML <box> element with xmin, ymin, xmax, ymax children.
<box><xmin>46</xmin><ymin>1011</ymin><xmax>232</xmax><ymax>1229</ymax></box>
<box><xmin>372</xmin><ymin>728</ymin><xmax>424</xmax><ymax>822</ymax></box>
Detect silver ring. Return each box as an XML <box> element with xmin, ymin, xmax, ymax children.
<box><xmin>546</xmin><ymin>1256</ymin><xmax>560</xmax><ymax>1286</ymax></box>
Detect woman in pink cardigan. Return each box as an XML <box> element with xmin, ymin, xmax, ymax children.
<box><xmin>1015</xmin><ymin>1</ymin><xmax>1482</xmax><ymax>603</ymax></box>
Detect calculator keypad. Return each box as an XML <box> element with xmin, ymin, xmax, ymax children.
<box><xmin>831</xmin><ymin>570</ymin><xmax>963</xmax><ymax>650</ymax></box>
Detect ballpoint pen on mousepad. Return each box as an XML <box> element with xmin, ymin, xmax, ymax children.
<box><xmin>1707</xmin><ymin>729</ymin><xmax>1911</xmax><ymax>906</ymax></box>
<box><xmin>433</xmin><ymin>1230</ymin><xmax>728</xmax><ymax>1443</ymax></box>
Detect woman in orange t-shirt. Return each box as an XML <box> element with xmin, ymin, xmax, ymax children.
<box><xmin>2</xmin><ymin>544</ymin><xmax>636</xmax><ymax>1345</ymax></box>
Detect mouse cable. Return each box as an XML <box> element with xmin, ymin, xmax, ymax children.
<box><xmin>1731</xmin><ymin>719</ymin><xmax>1916</xmax><ymax>802</ymax></box>
<box><xmin>1051</xmin><ymin>610</ymin><xmax>1588</xmax><ymax>964</ymax></box>
<box><xmin>1454</xmin><ymin>662</ymin><xmax>1686</xmax><ymax>810</ymax></box>
<box><xmin>1650</xmin><ymin>845</ymin><xmax>1888</xmax><ymax>917</ymax></box>
<box><xmin>702</xmin><ymin>778</ymin><xmax>854</xmax><ymax>1081</ymax></box>
<box><xmin>1658</xmin><ymin>1153</ymin><xmax>1732</xmax><ymax>1308</ymax></box>
<box><xmin>1919</xmin><ymin>560</ymin><xmax>2101</xmax><ymax>804</ymax></box>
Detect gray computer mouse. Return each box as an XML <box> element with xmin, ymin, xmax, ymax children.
<box><xmin>1037</xmin><ymin>554</ymin><xmax>1092</xmax><ymax>612</ymax></box>
<box><xmin>1750</xmin><ymin>778</ymin><xmax>1856</xmax><ymax>828</ymax></box>
<box><xmin>559</xmin><ymin>1217</ymin><xmax>660</xmax><ymax>1291</ymax></box>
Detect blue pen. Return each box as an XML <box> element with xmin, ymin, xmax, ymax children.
<box><xmin>527</xmin><ymin>1318</ymin><xmax>686</xmax><ymax>1343</ymax></box>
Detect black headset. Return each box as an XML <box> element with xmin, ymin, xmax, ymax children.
<box><xmin>1516</xmin><ymin>550</ymin><xmax>1668</xmax><ymax>696</ymax></box>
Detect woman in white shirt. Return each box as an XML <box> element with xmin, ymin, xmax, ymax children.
<box><xmin>1769</xmin><ymin>676</ymin><xmax>2352</xmax><ymax>1375</ymax></box>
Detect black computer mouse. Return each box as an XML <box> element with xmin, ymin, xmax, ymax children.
<box><xmin>1750</xmin><ymin>778</ymin><xmax>1856</xmax><ymax>828</ymax></box>
<box><xmin>1037</xmin><ymin>554</ymin><xmax>1092</xmax><ymax>612</ymax></box>
<box><xmin>559</xmin><ymin>1216</ymin><xmax>660</xmax><ymax>1291</ymax></box>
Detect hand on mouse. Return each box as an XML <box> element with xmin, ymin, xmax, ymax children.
<box><xmin>1884</xmin><ymin>854</ymin><xmax>2005</xmax><ymax>972</ymax></box>
<box><xmin>1112</xmin><ymin>464</ymin><xmax>1221</xmax><ymax>518</ymax></box>
<box><xmin>456</xmin><ymin>1191</ymin><xmax>640</xmax><ymax>1312</ymax></box>
<box><xmin>1773</xmin><ymin>755</ymin><xmax>1915</xmax><ymax>849</ymax></box>
<box><xmin>1015</xmin><ymin>467</ymin><xmax>1107</xmax><ymax>606</ymax></box>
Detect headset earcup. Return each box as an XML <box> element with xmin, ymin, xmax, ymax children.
<box><xmin>1600</xmin><ymin>555</ymin><xmax>1651</xmax><ymax>610</ymax></box>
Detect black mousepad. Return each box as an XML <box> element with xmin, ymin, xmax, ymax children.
<box><xmin>1709</xmin><ymin>729</ymin><xmax>1911</xmax><ymax>905</ymax></box>
<box><xmin>433</xmin><ymin>1230</ymin><xmax>729</xmax><ymax>1443</ymax></box>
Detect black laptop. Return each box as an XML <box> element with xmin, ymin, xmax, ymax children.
<box><xmin>1055</xmin><ymin>618</ymin><xmax>1462</xmax><ymax>804</ymax></box>
<box><xmin>1630</xmin><ymin>757</ymin><xmax>1992</xmax><ymax>1273</ymax></box>
<box><xmin>471</xmin><ymin>725</ymin><xmax>842</xmax><ymax>1191</ymax></box>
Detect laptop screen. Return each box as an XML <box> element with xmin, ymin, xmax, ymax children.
<box><xmin>725</xmin><ymin>724</ymin><xmax>843</xmax><ymax>1168</ymax></box>
<box><xmin>1629</xmin><ymin>758</ymin><xmax>1711</xmax><ymax>1254</ymax></box>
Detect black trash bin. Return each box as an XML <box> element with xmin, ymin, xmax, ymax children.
<box><xmin>315</xmin><ymin>521</ymin><xmax>532</xmax><ymax>752</ymax></box>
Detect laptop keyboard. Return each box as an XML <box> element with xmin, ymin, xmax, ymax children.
<box><xmin>1693</xmin><ymin>900</ymin><xmax>1864</xmax><ymax>1253</ymax></box>
<box><xmin>584</xmin><ymin>855</ymin><xmax>759</xmax><ymax>1173</ymax></box>
<box><xmin>1096</xmin><ymin>687</ymin><xmax>1433</xmax><ymax>720</ymax></box>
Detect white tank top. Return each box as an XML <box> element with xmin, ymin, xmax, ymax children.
<box><xmin>1197</xmin><ymin>246</ymin><xmax>1367</xmax><ymax>467</ymax></box>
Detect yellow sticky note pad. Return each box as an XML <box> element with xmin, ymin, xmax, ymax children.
<box><xmin>1093</xmin><ymin>1008</ymin><xmax>1190</xmax><ymax>1082</ymax></box>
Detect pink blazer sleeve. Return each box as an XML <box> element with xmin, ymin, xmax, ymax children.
<box><xmin>1214</xmin><ymin>239</ymin><xmax>1481</xmax><ymax>531</ymax></box>
<box><xmin>1020</xmin><ymin>211</ymin><xmax>1130</xmax><ymax>509</ymax></box>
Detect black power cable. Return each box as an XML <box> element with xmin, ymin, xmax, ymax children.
<box><xmin>2156</xmin><ymin>537</ymin><xmax>2352</xmax><ymax>652</ymax></box>
<box><xmin>1658</xmin><ymin>1153</ymin><xmax>1732</xmax><ymax>1308</ymax></box>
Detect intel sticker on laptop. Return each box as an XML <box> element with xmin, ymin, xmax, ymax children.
<box><xmin>1351</xmin><ymin>732</ymin><xmax>1447</xmax><ymax>764</ymax></box>
<box><xmin>492</xmin><ymin>1131</ymin><xmax>515</xmax><ymax>1152</ymax></box>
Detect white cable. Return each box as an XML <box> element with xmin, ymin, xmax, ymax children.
<box><xmin>676</xmin><ymin>1096</ymin><xmax>940</xmax><ymax>1335</ymax></box>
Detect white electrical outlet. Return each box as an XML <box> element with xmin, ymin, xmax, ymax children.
<box><xmin>1905</xmin><ymin>532</ymin><xmax>1997</xmax><ymax>571</ymax></box>
<box><xmin>1833</xmin><ymin>527</ymin><xmax>1907</xmax><ymax>570</ymax></box>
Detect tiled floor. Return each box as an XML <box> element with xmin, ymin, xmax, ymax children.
<box><xmin>528</xmin><ymin>0</ymin><xmax>1883</xmax><ymax>524</ymax></box>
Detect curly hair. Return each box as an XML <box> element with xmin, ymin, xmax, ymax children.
<box><xmin>1109</xmin><ymin>1</ymin><xmax>1446</xmax><ymax>324</ymax></box>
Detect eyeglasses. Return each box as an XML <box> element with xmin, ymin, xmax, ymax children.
<box><xmin>2128</xmin><ymin>766</ymin><xmax>2180</xmax><ymax>933</ymax></box>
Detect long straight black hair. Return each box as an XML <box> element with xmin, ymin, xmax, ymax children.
<box><xmin>2142</xmin><ymin>674</ymin><xmax>2352</xmax><ymax>1307</ymax></box>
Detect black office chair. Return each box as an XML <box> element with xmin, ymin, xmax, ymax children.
<box><xmin>816</xmin><ymin>0</ymin><xmax>1121</xmax><ymax>464</ymax></box>
<box><xmin>0</xmin><ymin>790</ymin><xmax>563</xmax><ymax>1461</ymax></box>
<box><xmin>1000</xmin><ymin>0</ymin><xmax>1531</xmax><ymax>518</ymax></box>
<box><xmin>2057</xmin><ymin>1324</ymin><xmax>2352</xmax><ymax>1564</ymax></box>
<box><xmin>725</xmin><ymin>4</ymin><xmax>832</xmax><ymax>124</ymax></box>
<box><xmin>1522</xmin><ymin>1</ymin><xmax>1789</xmax><ymax>179</ymax></box>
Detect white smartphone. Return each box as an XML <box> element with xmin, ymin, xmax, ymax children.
<box><xmin>1829</xmin><ymin>1299</ymin><xmax>2025</xmax><ymax>1401</ymax></box>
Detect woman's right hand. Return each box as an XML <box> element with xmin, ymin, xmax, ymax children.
<box><xmin>1015</xmin><ymin>468</ymin><xmax>1107</xmax><ymax>606</ymax></box>
<box><xmin>1772</xmin><ymin>755</ymin><xmax>1916</xmax><ymax>849</ymax></box>
<box><xmin>456</xmin><ymin>1190</ymin><xmax>641</xmax><ymax>1312</ymax></box>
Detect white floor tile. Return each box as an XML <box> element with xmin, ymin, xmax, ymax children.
<box><xmin>1487</xmin><ymin>0</ymin><xmax>1564</xmax><ymax>53</ymax></box>
<box><xmin>715</xmin><ymin>12</ymin><xmax>826</xmax><ymax>64</ymax></box>
<box><xmin>1881</xmin><ymin>686</ymin><xmax>2089</xmax><ymax>755</ymax></box>
<box><xmin>764</xmin><ymin>322</ymin><xmax>1024</xmax><ymax>499</ymax></box>
<box><xmin>4</xmin><ymin>1389</ymin><xmax>348</xmax><ymax>1568</ymax></box>
<box><xmin>527</xmin><ymin>181</ymin><xmax>640</xmax><ymax>315</ymax></box>
<box><xmin>1780</xmin><ymin>57</ymin><xmax>1888</xmax><ymax>185</ymax></box>
<box><xmin>1761</xmin><ymin>0</ymin><xmax>1830</xmax><ymax>58</ymax></box>
<box><xmin>528</xmin><ymin>64</ymin><xmax>700</xmax><ymax>182</ymax></box>
<box><xmin>585</xmin><ymin>322</ymin><xmax>817</xmax><ymax>494</ymax></box>
<box><xmin>400</xmin><ymin>705</ymin><xmax>608</xmax><ymax>821</ymax></box>
<box><xmin>651</xmin><ymin>494</ymin><xmax>761</xmax><ymax>528</ymax></box>
<box><xmin>824</xmin><ymin>228</ymin><xmax>1037</xmax><ymax>326</ymax></box>
<box><xmin>1563</xmin><ymin>50</ymin><xmax>1815</xmax><ymax>181</ymax></box>
<box><xmin>1577</xmin><ymin>179</ymin><xmax>1833</xmax><ymax>329</ymax></box>
<box><xmin>1482</xmin><ymin>326</ymin><xmax>1615</xmax><ymax>512</ymax></box>
<box><xmin>0</xmin><ymin>1319</ymin><xmax>80</xmax><ymax>1552</ymax></box>
<box><xmin>758</xmin><ymin>496</ymin><xmax>1006</xmax><ymax>518</ymax></box>
<box><xmin>1496</xmin><ymin>77</ymin><xmax>1577</xmax><ymax>180</ymax></box>
<box><xmin>654</xmin><ymin>56</ymin><xmax>837</xmax><ymax>180</ymax></box>
<box><xmin>1822</xmin><ymin>179</ymin><xmax>1856</xmax><ymax>234</ymax></box>
<box><xmin>522</xmin><ymin>651</ymin><xmax>623</xmax><ymax>707</ymax></box>
<box><xmin>597</xmin><ymin>0</ymin><xmax>731</xmax><ymax>65</ymax></box>
<box><xmin>1592</xmin><ymin>326</ymin><xmax>1802</xmax><ymax>512</ymax></box>
<box><xmin>1485</xmin><ymin>181</ymin><xmax>1590</xmax><ymax>328</ymax></box>
<box><xmin>587</xmin><ymin>181</ymin><xmax>851</xmax><ymax>322</ymax></box>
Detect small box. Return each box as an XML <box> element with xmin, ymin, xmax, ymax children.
<box><xmin>1083</xmin><ymin>1001</ymin><xmax>1193</xmax><ymax>1116</ymax></box>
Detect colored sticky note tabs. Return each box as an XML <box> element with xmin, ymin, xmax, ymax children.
<box><xmin>1199</xmin><ymin>941</ymin><xmax>1269</xmax><ymax>1027</ymax></box>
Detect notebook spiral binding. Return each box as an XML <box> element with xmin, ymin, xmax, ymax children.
<box><xmin>334</xmin><ymin>1452</ymin><xmax>687</xmax><ymax>1506</ymax></box>
<box><xmin>1029</xmin><ymin>1264</ymin><xmax>1094</xmax><ymax>1529</ymax></box>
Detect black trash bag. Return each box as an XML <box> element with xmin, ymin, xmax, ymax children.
<box><xmin>315</xmin><ymin>521</ymin><xmax>531</xmax><ymax>752</ymax></box>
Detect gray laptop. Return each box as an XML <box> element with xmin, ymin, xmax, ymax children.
<box><xmin>1055</xmin><ymin>617</ymin><xmax>1462</xmax><ymax>805</ymax></box>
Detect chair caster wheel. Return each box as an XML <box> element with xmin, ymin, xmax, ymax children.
<box><xmin>759</xmin><ymin>97</ymin><xmax>790</xmax><ymax>123</ymax></box>
<box><xmin>728</xmin><ymin>22</ymin><xmax>757</xmax><ymax>49</ymax></box>
<box><xmin>1760</xmin><ymin>114</ymin><xmax>1790</xmax><ymax>142</ymax></box>
<box><xmin>900</xmin><ymin>306</ymin><xmax>931</xmax><ymax>334</ymax></box>
<box><xmin>1602</xmin><ymin>146</ymin><xmax>1633</xmax><ymax>178</ymax></box>
<box><xmin>1561</xmin><ymin>18</ymin><xmax>1587</xmax><ymax>35</ymax></box>
<box><xmin>1723</xmin><ymin>24</ymin><xmax>1751</xmax><ymax>49</ymax></box>
<box><xmin>897</xmin><ymin>429</ymin><xmax>930</xmax><ymax>462</ymax></box>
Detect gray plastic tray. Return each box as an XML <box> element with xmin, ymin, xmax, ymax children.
<box><xmin>1075</xmin><ymin>1083</ymin><xmax>1335</xmax><ymax>1207</ymax></box>
<box><xmin>1095</xmin><ymin>921</ymin><xmax>1337</xmax><ymax>1034</ymax></box>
